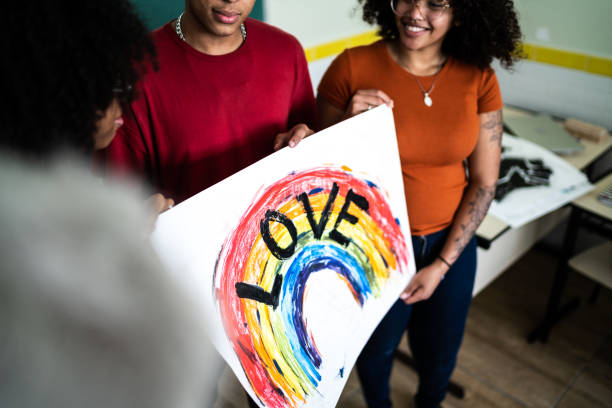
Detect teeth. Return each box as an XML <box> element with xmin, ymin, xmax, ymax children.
<box><xmin>407</xmin><ymin>26</ymin><xmax>425</xmax><ymax>32</ymax></box>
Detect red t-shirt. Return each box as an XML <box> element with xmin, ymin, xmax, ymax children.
<box><xmin>99</xmin><ymin>18</ymin><xmax>316</xmax><ymax>203</ymax></box>
<box><xmin>318</xmin><ymin>41</ymin><xmax>502</xmax><ymax>235</ymax></box>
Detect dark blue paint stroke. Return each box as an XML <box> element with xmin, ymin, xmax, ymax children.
<box><xmin>309</xmin><ymin>187</ymin><xmax>324</xmax><ymax>195</ymax></box>
<box><xmin>366</xmin><ymin>180</ymin><xmax>378</xmax><ymax>188</ymax></box>
<box><xmin>273</xmin><ymin>359</ymin><xmax>284</xmax><ymax>376</ymax></box>
<box><xmin>280</xmin><ymin>242</ymin><xmax>372</xmax><ymax>387</ymax></box>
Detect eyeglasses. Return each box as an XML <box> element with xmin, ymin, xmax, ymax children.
<box><xmin>390</xmin><ymin>0</ymin><xmax>451</xmax><ymax>19</ymax></box>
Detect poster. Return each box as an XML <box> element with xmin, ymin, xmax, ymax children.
<box><xmin>489</xmin><ymin>134</ymin><xmax>593</xmax><ymax>228</ymax></box>
<box><xmin>151</xmin><ymin>106</ymin><xmax>416</xmax><ymax>407</ymax></box>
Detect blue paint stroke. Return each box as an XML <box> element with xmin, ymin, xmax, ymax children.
<box><xmin>280</xmin><ymin>242</ymin><xmax>371</xmax><ymax>387</ymax></box>
<box><xmin>309</xmin><ymin>187</ymin><xmax>324</xmax><ymax>195</ymax></box>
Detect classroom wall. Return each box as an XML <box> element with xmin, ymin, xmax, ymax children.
<box><xmin>127</xmin><ymin>1</ymin><xmax>611</xmax><ymax>128</ymax></box>
<box><xmin>514</xmin><ymin>0</ymin><xmax>612</xmax><ymax>58</ymax></box>
<box><xmin>497</xmin><ymin>0</ymin><xmax>612</xmax><ymax>129</ymax></box>
<box><xmin>265</xmin><ymin>0</ymin><xmax>612</xmax><ymax>129</ymax></box>
<box><xmin>265</xmin><ymin>0</ymin><xmax>370</xmax><ymax>49</ymax></box>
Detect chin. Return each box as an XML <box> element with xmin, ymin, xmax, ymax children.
<box><xmin>94</xmin><ymin>133</ymin><xmax>116</xmax><ymax>151</ymax></box>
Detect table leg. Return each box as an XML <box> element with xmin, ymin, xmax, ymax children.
<box><xmin>527</xmin><ymin>208</ymin><xmax>582</xmax><ymax>343</ymax></box>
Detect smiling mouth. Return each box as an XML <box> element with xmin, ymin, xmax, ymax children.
<box><xmin>213</xmin><ymin>9</ymin><xmax>241</xmax><ymax>24</ymax></box>
<box><xmin>406</xmin><ymin>25</ymin><xmax>428</xmax><ymax>32</ymax></box>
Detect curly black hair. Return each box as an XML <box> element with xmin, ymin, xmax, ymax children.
<box><xmin>359</xmin><ymin>0</ymin><xmax>522</xmax><ymax>69</ymax></box>
<box><xmin>0</xmin><ymin>0</ymin><xmax>156</xmax><ymax>157</ymax></box>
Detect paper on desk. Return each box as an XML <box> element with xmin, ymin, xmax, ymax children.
<box><xmin>150</xmin><ymin>105</ymin><xmax>416</xmax><ymax>408</ymax></box>
<box><xmin>489</xmin><ymin>134</ymin><xmax>593</xmax><ymax>228</ymax></box>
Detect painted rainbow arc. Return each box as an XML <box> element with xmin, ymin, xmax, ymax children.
<box><xmin>214</xmin><ymin>166</ymin><xmax>410</xmax><ymax>408</ymax></box>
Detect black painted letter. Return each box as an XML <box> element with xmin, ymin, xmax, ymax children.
<box><xmin>329</xmin><ymin>189</ymin><xmax>369</xmax><ymax>246</ymax></box>
<box><xmin>297</xmin><ymin>182</ymin><xmax>339</xmax><ymax>239</ymax></box>
<box><xmin>260</xmin><ymin>210</ymin><xmax>298</xmax><ymax>259</ymax></box>
<box><xmin>235</xmin><ymin>274</ymin><xmax>283</xmax><ymax>309</ymax></box>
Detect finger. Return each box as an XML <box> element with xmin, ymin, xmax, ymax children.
<box><xmin>373</xmin><ymin>90</ymin><xmax>394</xmax><ymax>107</ymax></box>
<box><xmin>399</xmin><ymin>280</ymin><xmax>420</xmax><ymax>300</ymax></box>
<box><xmin>273</xmin><ymin>132</ymin><xmax>288</xmax><ymax>151</ymax></box>
<box><xmin>161</xmin><ymin>198</ymin><xmax>175</xmax><ymax>213</ymax></box>
<box><xmin>148</xmin><ymin>193</ymin><xmax>165</xmax><ymax>213</ymax></box>
<box><xmin>356</xmin><ymin>89</ymin><xmax>391</xmax><ymax>101</ymax></box>
<box><xmin>148</xmin><ymin>193</ymin><xmax>175</xmax><ymax>215</ymax></box>
<box><xmin>356</xmin><ymin>89</ymin><xmax>394</xmax><ymax>108</ymax></box>
<box><xmin>350</xmin><ymin>96</ymin><xmax>388</xmax><ymax>115</ymax></box>
<box><xmin>288</xmin><ymin>126</ymin><xmax>314</xmax><ymax>148</ymax></box>
<box><xmin>353</xmin><ymin>90</ymin><xmax>386</xmax><ymax>103</ymax></box>
<box><xmin>401</xmin><ymin>285</ymin><xmax>424</xmax><ymax>304</ymax></box>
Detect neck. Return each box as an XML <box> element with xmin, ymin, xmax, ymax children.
<box><xmin>388</xmin><ymin>40</ymin><xmax>446</xmax><ymax>76</ymax></box>
<box><xmin>179</xmin><ymin>11</ymin><xmax>244</xmax><ymax>56</ymax></box>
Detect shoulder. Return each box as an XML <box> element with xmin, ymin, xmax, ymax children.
<box><xmin>446</xmin><ymin>60</ymin><xmax>501</xmax><ymax>108</ymax></box>
<box><xmin>246</xmin><ymin>19</ymin><xmax>303</xmax><ymax>54</ymax></box>
<box><xmin>325</xmin><ymin>40</ymin><xmax>387</xmax><ymax>76</ymax></box>
<box><xmin>151</xmin><ymin>22</ymin><xmax>179</xmax><ymax>53</ymax></box>
<box><xmin>328</xmin><ymin>40</ymin><xmax>389</xmax><ymax>80</ymax></box>
<box><xmin>451</xmin><ymin>58</ymin><xmax>495</xmax><ymax>74</ymax></box>
<box><xmin>341</xmin><ymin>40</ymin><xmax>387</xmax><ymax>63</ymax></box>
<box><xmin>447</xmin><ymin>58</ymin><xmax>497</xmax><ymax>83</ymax></box>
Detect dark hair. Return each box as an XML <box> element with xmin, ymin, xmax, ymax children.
<box><xmin>359</xmin><ymin>0</ymin><xmax>522</xmax><ymax>69</ymax></box>
<box><xmin>0</xmin><ymin>0</ymin><xmax>156</xmax><ymax>157</ymax></box>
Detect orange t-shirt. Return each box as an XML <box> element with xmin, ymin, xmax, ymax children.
<box><xmin>318</xmin><ymin>41</ymin><xmax>502</xmax><ymax>235</ymax></box>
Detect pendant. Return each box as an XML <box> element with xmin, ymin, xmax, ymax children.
<box><xmin>423</xmin><ymin>93</ymin><xmax>433</xmax><ymax>107</ymax></box>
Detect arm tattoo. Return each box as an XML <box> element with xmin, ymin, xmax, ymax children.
<box><xmin>482</xmin><ymin>110</ymin><xmax>503</xmax><ymax>147</ymax></box>
<box><xmin>454</xmin><ymin>186</ymin><xmax>496</xmax><ymax>257</ymax></box>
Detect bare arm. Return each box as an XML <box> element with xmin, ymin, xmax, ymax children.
<box><xmin>401</xmin><ymin>109</ymin><xmax>503</xmax><ymax>304</ymax></box>
<box><xmin>445</xmin><ymin>109</ymin><xmax>502</xmax><ymax>260</ymax></box>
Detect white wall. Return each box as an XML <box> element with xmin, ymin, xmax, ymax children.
<box><xmin>501</xmin><ymin>0</ymin><xmax>612</xmax><ymax>128</ymax></box>
<box><xmin>265</xmin><ymin>0</ymin><xmax>370</xmax><ymax>48</ymax></box>
<box><xmin>265</xmin><ymin>1</ymin><xmax>612</xmax><ymax>129</ymax></box>
<box><xmin>514</xmin><ymin>0</ymin><xmax>612</xmax><ymax>58</ymax></box>
<box><xmin>495</xmin><ymin>60</ymin><xmax>612</xmax><ymax>129</ymax></box>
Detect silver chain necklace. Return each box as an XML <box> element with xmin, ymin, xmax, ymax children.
<box><xmin>175</xmin><ymin>12</ymin><xmax>246</xmax><ymax>43</ymax></box>
<box><xmin>409</xmin><ymin>70</ymin><xmax>441</xmax><ymax>108</ymax></box>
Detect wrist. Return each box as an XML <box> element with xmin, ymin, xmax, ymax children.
<box><xmin>436</xmin><ymin>255</ymin><xmax>452</xmax><ymax>273</ymax></box>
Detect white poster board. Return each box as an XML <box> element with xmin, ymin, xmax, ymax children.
<box><xmin>151</xmin><ymin>106</ymin><xmax>416</xmax><ymax>408</ymax></box>
<box><xmin>489</xmin><ymin>134</ymin><xmax>593</xmax><ymax>228</ymax></box>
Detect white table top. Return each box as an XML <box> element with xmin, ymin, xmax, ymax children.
<box><xmin>476</xmin><ymin>106</ymin><xmax>612</xmax><ymax>245</ymax></box>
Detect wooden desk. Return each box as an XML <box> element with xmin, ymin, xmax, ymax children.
<box><xmin>473</xmin><ymin>107</ymin><xmax>611</xmax><ymax>296</ymax></box>
<box><xmin>573</xmin><ymin>172</ymin><xmax>612</xmax><ymax>219</ymax></box>
<box><xmin>568</xmin><ymin>241</ymin><xmax>612</xmax><ymax>291</ymax></box>
<box><xmin>528</xmin><ymin>173</ymin><xmax>612</xmax><ymax>343</ymax></box>
<box><xmin>476</xmin><ymin>107</ymin><xmax>612</xmax><ymax>247</ymax></box>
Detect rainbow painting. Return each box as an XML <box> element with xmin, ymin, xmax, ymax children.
<box><xmin>214</xmin><ymin>165</ymin><xmax>411</xmax><ymax>408</ymax></box>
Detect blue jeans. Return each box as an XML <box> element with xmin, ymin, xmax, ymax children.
<box><xmin>356</xmin><ymin>227</ymin><xmax>477</xmax><ymax>408</ymax></box>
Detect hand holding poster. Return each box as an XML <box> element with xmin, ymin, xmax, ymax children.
<box><xmin>151</xmin><ymin>106</ymin><xmax>416</xmax><ymax>407</ymax></box>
